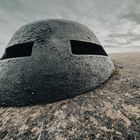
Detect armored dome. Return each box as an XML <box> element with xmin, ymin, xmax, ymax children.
<box><xmin>0</xmin><ymin>19</ymin><xmax>115</xmax><ymax>106</ymax></box>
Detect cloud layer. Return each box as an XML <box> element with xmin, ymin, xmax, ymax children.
<box><xmin>0</xmin><ymin>0</ymin><xmax>140</xmax><ymax>56</ymax></box>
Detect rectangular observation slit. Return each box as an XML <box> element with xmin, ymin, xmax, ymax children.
<box><xmin>70</xmin><ymin>40</ymin><xmax>108</xmax><ymax>56</ymax></box>
<box><xmin>1</xmin><ymin>41</ymin><xmax>34</xmax><ymax>59</ymax></box>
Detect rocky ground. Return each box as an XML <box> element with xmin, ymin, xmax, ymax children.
<box><xmin>0</xmin><ymin>53</ymin><xmax>140</xmax><ymax>140</ymax></box>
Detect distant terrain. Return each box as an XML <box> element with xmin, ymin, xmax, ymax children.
<box><xmin>0</xmin><ymin>53</ymin><xmax>140</xmax><ymax>140</ymax></box>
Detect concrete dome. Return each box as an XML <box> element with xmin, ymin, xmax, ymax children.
<box><xmin>0</xmin><ymin>19</ymin><xmax>115</xmax><ymax>106</ymax></box>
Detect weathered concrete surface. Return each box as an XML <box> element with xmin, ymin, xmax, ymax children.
<box><xmin>0</xmin><ymin>53</ymin><xmax>140</xmax><ymax>140</ymax></box>
<box><xmin>0</xmin><ymin>19</ymin><xmax>114</xmax><ymax>106</ymax></box>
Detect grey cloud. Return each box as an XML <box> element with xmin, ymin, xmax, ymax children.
<box><xmin>118</xmin><ymin>0</ymin><xmax>140</xmax><ymax>24</ymax></box>
<box><xmin>121</xmin><ymin>11</ymin><xmax>140</xmax><ymax>24</ymax></box>
<box><xmin>0</xmin><ymin>0</ymin><xmax>140</xmax><ymax>56</ymax></box>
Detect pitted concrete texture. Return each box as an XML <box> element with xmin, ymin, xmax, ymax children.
<box><xmin>0</xmin><ymin>19</ymin><xmax>115</xmax><ymax>106</ymax></box>
<box><xmin>0</xmin><ymin>53</ymin><xmax>139</xmax><ymax>140</ymax></box>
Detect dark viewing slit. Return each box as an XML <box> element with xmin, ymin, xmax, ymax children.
<box><xmin>70</xmin><ymin>40</ymin><xmax>108</xmax><ymax>56</ymax></box>
<box><xmin>1</xmin><ymin>41</ymin><xmax>34</xmax><ymax>60</ymax></box>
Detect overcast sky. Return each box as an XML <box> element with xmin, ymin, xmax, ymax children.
<box><xmin>0</xmin><ymin>0</ymin><xmax>140</xmax><ymax>56</ymax></box>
